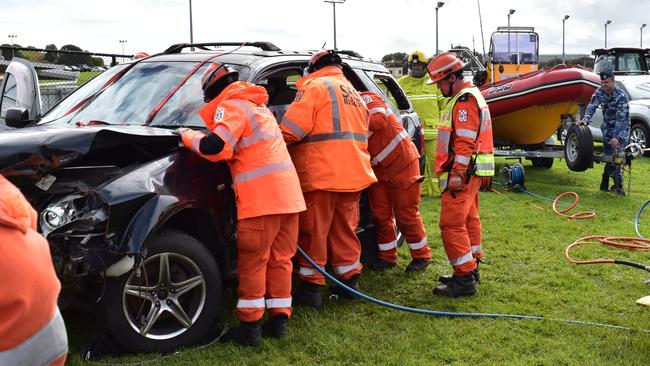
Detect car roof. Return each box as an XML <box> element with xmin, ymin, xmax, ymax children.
<box><xmin>592</xmin><ymin>47</ymin><xmax>650</xmax><ymax>56</ymax></box>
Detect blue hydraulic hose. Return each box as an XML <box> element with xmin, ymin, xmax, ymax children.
<box><xmin>635</xmin><ymin>199</ymin><xmax>650</xmax><ymax>239</ymax></box>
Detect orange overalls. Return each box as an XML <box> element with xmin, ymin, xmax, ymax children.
<box><xmin>436</xmin><ymin>83</ymin><xmax>490</xmax><ymax>276</ymax></box>
<box><xmin>361</xmin><ymin>91</ymin><xmax>431</xmax><ymax>264</ymax></box>
<box><xmin>280</xmin><ymin>65</ymin><xmax>377</xmax><ymax>285</ymax></box>
<box><xmin>182</xmin><ymin>81</ymin><xmax>306</xmax><ymax>323</ymax></box>
<box><xmin>0</xmin><ymin>175</ymin><xmax>67</xmax><ymax>366</ymax></box>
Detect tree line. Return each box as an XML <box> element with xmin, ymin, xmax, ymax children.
<box><xmin>0</xmin><ymin>44</ymin><xmax>106</xmax><ymax>67</ymax></box>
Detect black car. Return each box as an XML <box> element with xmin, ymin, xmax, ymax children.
<box><xmin>0</xmin><ymin>42</ymin><xmax>422</xmax><ymax>353</ymax></box>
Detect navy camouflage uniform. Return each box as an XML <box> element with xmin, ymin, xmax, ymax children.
<box><xmin>583</xmin><ymin>85</ymin><xmax>630</xmax><ymax>189</ymax></box>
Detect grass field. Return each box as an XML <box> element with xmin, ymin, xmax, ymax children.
<box><xmin>66</xmin><ymin>157</ymin><xmax>650</xmax><ymax>365</ymax></box>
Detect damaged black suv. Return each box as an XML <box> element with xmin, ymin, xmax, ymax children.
<box><xmin>0</xmin><ymin>42</ymin><xmax>422</xmax><ymax>353</ymax></box>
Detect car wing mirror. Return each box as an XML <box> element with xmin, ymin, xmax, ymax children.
<box><xmin>5</xmin><ymin>107</ymin><xmax>31</xmax><ymax>128</ymax></box>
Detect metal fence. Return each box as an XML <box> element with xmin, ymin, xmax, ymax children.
<box><xmin>0</xmin><ymin>46</ymin><xmax>132</xmax><ymax>113</ymax></box>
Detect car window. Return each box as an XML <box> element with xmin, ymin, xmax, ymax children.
<box><xmin>40</xmin><ymin>64</ymin><xmax>128</xmax><ymax>124</ymax></box>
<box><xmin>0</xmin><ymin>73</ymin><xmax>17</xmax><ymax>123</ymax></box>
<box><xmin>358</xmin><ymin>70</ymin><xmax>410</xmax><ymax>113</ymax></box>
<box><xmin>254</xmin><ymin>65</ymin><xmax>303</xmax><ymax>122</ymax></box>
<box><xmin>149</xmin><ymin>64</ymin><xmax>210</xmax><ymax>127</ymax></box>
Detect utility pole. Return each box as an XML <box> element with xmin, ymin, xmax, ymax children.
<box><xmin>119</xmin><ymin>39</ymin><xmax>127</xmax><ymax>55</ymax></box>
<box><xmin>562</xmin><ymin>15</ymin><xmax>570</xmax><ymax>64</ymax></box>
<box><xmin>605</xmin><ymin>20</ymin><xmax>612</xmax><ymax>48</ymax></box>
<box><xmin>189</xmin><ymin>0</ymin><xmax>194</xmax><ymax>51</ymax></box>
<box><xmin>8</xmin><ymin>34</ymin><xmax>17</xmax><ymax>57</ymax></box>
<box><xmin>435</xmin><ymin>2</ymin><xmax>444</xmax><ymax>54</ymax></box>
<box><xmin>324</xmin><ymin>0</ymin><xmax>345</xmax><ymax>50</ymax></box>
<box><xmin>642</xmin><ymin>24</ymin><xmax>647</xmax><ymax>48</ymax></box>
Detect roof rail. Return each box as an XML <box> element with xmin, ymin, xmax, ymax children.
<box><xmin>337</xmin><ymin>50</ymin><xmax>364</xmax><ymax>58</ymax></box>
<box><xmin>163</xmin><ymin>42</ymin><xmax>281</xmax><ymax>54</ymax></box>
<box><xmin>496</xmin><ymin>26</ymin><xmax>535</xmax><ymax>32</ymax></box>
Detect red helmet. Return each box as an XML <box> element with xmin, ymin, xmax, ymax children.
<box><xmin>131</xmin><ymin>52</ymin><xmax>149</xmax><ymax>60</ymax></box>
<box><xmin>426</xmin><ymin>52</ymin><xmax>466</xmax><ymax>84</ymax></box>
<box><xmin>201</xmin><ymin>62</ymin><xmax>239</xmax><ymax>101</ymax></box>
<box><xmin>307</xmin><ymin>49</ymin><xmax>342</xmax><ymax>73</ymax></box>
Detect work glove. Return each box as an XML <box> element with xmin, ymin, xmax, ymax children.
<box><xmin>178</xmin><ymin>129</ymin><xmax>205</xmax><ymax>152</ymax></box>
<box><xmin>478</xmin><ymin>176</ymin><xmax>492</xmax><ymax>191</ymax></box>
<box><xmin>609</xmin><ymin>137</ymin><xmax>620</xmax><ymax>149</ymax></box>
<box><xmin>447</xmin><ymin>169</ymin><xmax>466</xmax><ymax>192</ymax></box>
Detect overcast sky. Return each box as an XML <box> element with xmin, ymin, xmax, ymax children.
<box><xmin>2</xmin><ymin>0</ymin><xmax>649</xmax><ymax>60</ymax></box>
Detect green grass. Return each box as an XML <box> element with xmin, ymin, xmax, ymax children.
<box><xmin>66</xmin><ymin>157</ymin><xmax>650</xmax><ymax>365</ymax></box>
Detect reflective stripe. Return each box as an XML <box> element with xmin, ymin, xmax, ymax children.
<box><xmin>438</xmin><ymin>130</ymin><xmax>451</xmax><ymax>141</ymax></box>
<box><xmin>265</xmin><ymin>297</ymin><xmax>292</xmax><ymax>308</ymax></box>
<box><xmin>299</xmin><ymin>266</ymin><xmax>316</xmax><ymax>276</ymax></box>
<box><xmin>335</xmin><ymin>260</ymin><xmax>361</xmax><ymax>275</ymax></box>
<box><xmin>300</xmin><ymin>131</ymin><xmax>367</xmax><ymax>144</ymax></box>
<box><xmin>455</xmin><ymin>129</ymin><xmax>478</xmax><ymax>139</ymax></box>
<box><xmin>0</xmin><ymin>307</ymin><xmax>68</xmax><ymax>366</ymax></box>
<box><xmin>471</xmin><ymin>244</ymin><xmax>483</xmax><ymax>253</ymax></box>
<box><xmin>481</xmin><ymin>108</ymin><xmax>491</xmax><ymax>123</ymax></box>
<box><xmin>215</xmin><ymin>125</ymin><xmax>238</xmax><ymax>148</ymax></box>
<box><xmin>407</xmin><ymin>237</ymin><xmax>427</xmax><ymax>250</ymax></box>
<box><xmin>429</xmin><ymin>59</ymin><xmax>463</xmax><ymax>75</ymax></box>
<box><xmin>438</xmin><ymin>178</ymin><xmax>448</xmax><ymax>189</ymax></box>
<box><xmin>450</xmin><ymin>252</ymin><xmax>474</xmax><ymax>266</ymax></box>
<box><xmin>237</xmin><ymin>297</ymin><xmax>265</xmax><ymax>308</ymax></box>
<box><xmin>449</xmin><ymin>177</ymin><xmax>462</xmax><ymax>184</ymax></box>
<box><xmin>372</xmin><ymin>130</ymin><xmax>409</xmax><ymax>165</ymax></box>
<box><xmin>321</xmin><ymin>79</ymin><xmax>341</xmax><ymax>132</ymax></box>
<box><xmin>475</xmin><ymin>162</ymin><xmax>494</xmax><ymax>171</ymax></box>
<box><xmin>436</xmin><ymin>140</ymin><xmax>449</xmax><ymax>153</ymax></box>
<box><xmin>230</xmin><ymin>99</ymin><xmax>260</xmax><ymax>132</ymax></box>
<box><xmin>239</xmin><ymin>129</ymin><xmax>283</xmax><ymax>148</ymax></box>
<box><xmin>378</xmin><ymin>240</ymin><xmax>398</xmax><ymax>251</ymax></box>
<box><xmin>454</xmin><ymin>154</ymin><xmax>471</xmax><ymax>166</ymax></box>
<box><xmin>369</xmin><ymin>107</ymin><xmax>388</xmax><ymax>115</ymax></box>
<box><xmin>281</xmin><ymin>115</ymin><xmax>308</xmax><ymax>140</ymax></box>
<box><xmin>234</xmin><ymin>160</ymin><xmax>294</xmax><ymax>184</ymax></box>
<box><xmin>408</xmin><ymin>95</ymin><xmax>438</xmax><ymax>100</ymax></box>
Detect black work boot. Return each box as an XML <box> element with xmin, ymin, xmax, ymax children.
<box><xmin>405</xmin><ymin>258</ymin><xmax>430</xmax><ymax>273</ymax></box>
<box><xmin>611</xmin><ymin>175</ymin><xmax>625</xmax><ymax>196</ymax></box>
<box><xmin>292</xmin><ymin>282</ymin><xmax>323</xmax><ymax>308</ymax></box>
<box><xmin>330</xmin><ymin>274</ymin><xmax>360</xmax><ymax>300</ymax></box>
<box><xmin>439</xmin><ymin>267</ymin><xmax>480</xmax><ymax>285</ymax></box>
<box><xmin>262</xmin><ymin>314</ymin><xmax>288</xmax><ymax>339</ymax></box>
<box><xmin>370</xmin><ymin>259</ymin><xmax>396</xmax><ymax>272</ymax></box>
<box><xmin>599</xmin><ymin>173</ymin><xmax>610</xmax><ymax>192</ymax></box>
<box><xmin>222</xmin><ymin>321</ymin><xmax>262</xmax><ymax>346</ymax></box>
<box><xmin>433</xmin><ymin>273</ymin><xmax>477</xmax><ymax>297</ymax></box>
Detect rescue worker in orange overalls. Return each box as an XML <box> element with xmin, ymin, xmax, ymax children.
<box><xmin>426</xmin><ymin>53</ymin><xmax>494</xmax><ymax>297</ymax></box>
<box><xmin>360</xmin><ymin>91</ymin><xmax>432</xmax><ymax>272</ymax></box>
<box><xmin>0</xmin><ymin>175</ymin><xmax>68</xmax><ymax>365</ymax></box>
<box><xmin>180</xmin><ymin>63</ymin><xmax>306</xmax><ymax>346</ymax></box>
<box><xmin>279</xmin><ymin>50</ymin><xmax>377</xmax><ymax>306</ymax></box>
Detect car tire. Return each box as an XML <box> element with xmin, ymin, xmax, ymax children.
<box><xmin>530</xmin><ymin>157</ymin><xmax>554</xmax><ymax>169</ymax></box>
<box><xmin>564</xmin><ymin>125</ymin><xmax>593</xmax><ymax>172</ymax></box>
<box><xmin>630</xmin><ymin>122</ymin><xmax>649</xmax><ymax>156</ymax></box>
<box><xmin>98</xmin><ymin>229</ymin><xmax>222</xmax><ymax>353</ymax></box>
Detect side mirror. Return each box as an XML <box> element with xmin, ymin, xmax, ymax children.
<box><xmin>498</xmin><ymin>65</ymin><xmax>505</xmax><ymax>73</ymax></box>
<box><xmin>473</xmin><ymin>70</ymin><xmax>488</xmax><ymax>87</ymax></box>
<box><xmin>5</xmin><ymin>107</ymin><xmax>30</xmax><ymax>128</ymax></box>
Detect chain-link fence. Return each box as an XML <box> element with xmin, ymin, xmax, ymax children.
<box><xmin>0</xmin><ymin>46</ymin><xmax>132</xmax><ymax>113</ymax></box>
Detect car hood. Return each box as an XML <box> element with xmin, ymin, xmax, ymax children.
<box><xmin>0</xmin><ymin>124</ymin><xmax>180</xmax><ymax>184</ymax></box>
<box><xmin>631</xmin><ymin>99</ymin><xmax>650</xmax><ymax>107</ymax></box>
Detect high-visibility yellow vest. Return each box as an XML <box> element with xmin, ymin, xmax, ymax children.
<box><xmin>435</xmin><ymin>86</ymin><xmax>494</xmax><ymax>190</ymax></box>
<box><xmin>398</xmin><ymin>75</ymin><xmax>446</xmax><ymax>140</ymax></box>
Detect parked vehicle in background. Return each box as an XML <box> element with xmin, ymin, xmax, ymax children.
<box><xmin>0</xmin><ymin>42</ymin><xmax>421</xmax><ymax>353</ymax></box>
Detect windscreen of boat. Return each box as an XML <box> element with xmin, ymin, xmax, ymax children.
<box><xmin>40</xmin><ymin>61</ymin><xmax>248</xmax><ymax>127</ymax></box>
<box><xmin>491</xmin><ymin>32</ymin><xmax>538</xmax><ymax>64</ymax></box>
<box><xmin>621</xmin><ymin>80</ymin><xmax>650</xmax><ymax>100</ymax></box>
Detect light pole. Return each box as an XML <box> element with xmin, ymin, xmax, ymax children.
<box><xmin>119</xmin><ymin>40</ymin><xmax>127</xmax><ymax>55</ymax></box>
<box><xmin>435</xmin><ymin>2</ymin><xmax>444</xmax><ymax>54</ymax></box>
<box><xmin>562</xmin><ymin>15</ymin><xmax>570</xmax><ymax>64</ymax></box>
<box><xmin>8</xmin><ymin>34</ymin><xmax>17</xmax><ymax>57</ymax></box>
<box><xmin>324</xmin><ymin>0</ymin><xmax>345</xmax><ymax>50</ymax></box>
<box><xmin>507</xmin><ymin>9</ymin><xmax>515</xmax><ymax>57</ymax></box>
<box><xmin>189</xmin><ymin>0</ymin><xmax>194</xmax><ymax>51</ymax></box>
<box><xmin>642</xmin><ymin>24</ymin><xmax>647</xmax><ymax>48</ymax></box>
<box><xmin>605</xmin><ymin>20</ymin><xmax>612</xmax><ymax>48</ymax></box>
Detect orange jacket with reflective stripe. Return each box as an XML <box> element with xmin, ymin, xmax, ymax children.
<box><xmin>191</xmin><ymin>81</ymin><xmax>306</xmax><ymax>219</ymax></box>
<box><xmin>280</xmin><ymin>66</ymin><xmax>377</xmax><ymax>192</ymax></box>
<box><xmin>361</xmin><ymin>91</ymin><xmax>420</xmax><ymax>182</ymax></box>
<box><xmin>0</xmin><ymin>176</ymin><xmax>63</xmax><ymax>353</ymax></box>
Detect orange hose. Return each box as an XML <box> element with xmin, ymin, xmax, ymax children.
<box><xmin>552</xmin><ymin>192</ymin><xmax>596</xmax><ymax>219</ymax></box>
<box><xmin>565</xmin><ymin>235</ymin><xmax>650</xmax><ymax>265</ymax></box>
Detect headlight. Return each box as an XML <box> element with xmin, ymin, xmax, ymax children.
<box><xmin>40</xmin><ymin>196</ymin><xmax>108</xmax><ymax>237</ymax></box>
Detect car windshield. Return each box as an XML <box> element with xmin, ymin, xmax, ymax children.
<box><xmin>39</xmin><ymin>61</ymin><xmax>249</xmax><ymax>127</ymax></box>
<box><xmin>621</xmin><ymin>80</ymin><xmax>650</xmax><ymax>100</ymax></box>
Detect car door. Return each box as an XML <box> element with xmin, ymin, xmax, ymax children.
<box><xmin>0</xmin><ymin>57</ymin><xmax>41</xmax><ymax>128</ymax></box>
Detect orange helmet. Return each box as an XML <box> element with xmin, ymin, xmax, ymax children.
<box><xmin>307</xmin><ymin>49</ymin><xmax>342</xmax><ymax>73</ymax></box>
<box><xmin>426</xmin><ymin>52</ymin><xmax>466</xmax><ymax>84</ymax></box>
<box><xmin>131</xmin><ymin>52</ymin><xmax>149</xmax><ymax>60</ymax></box>
<box><xmin>201</xmin><ymin>62</ymin><xmax>239</xmax><ymax>101</ymax></box>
